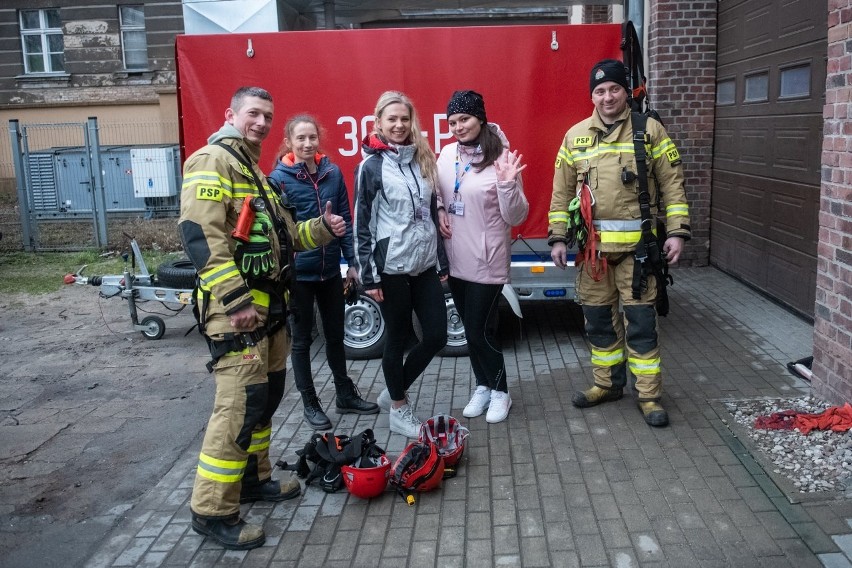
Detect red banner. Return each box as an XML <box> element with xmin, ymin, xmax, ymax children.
<box><xmin>176</xmin><ymin>24</ymin><xmax>622</xmax><ymax>238</ymax></box>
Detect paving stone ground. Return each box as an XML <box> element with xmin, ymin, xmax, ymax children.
<box><xmin>80</xmin><ymin>267</ymin><xmax>852</xmax><ymax>567</ymax></box>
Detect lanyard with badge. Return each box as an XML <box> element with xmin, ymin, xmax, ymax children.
<box><xmin>399</xmin><ymin>163</ymin><xmax>430</xmax><ymax>222</ymax></box>
<box><xmin>449</xmin><ymin>145</ymin><xmax>477</xmax><ymax>216</ymax></box>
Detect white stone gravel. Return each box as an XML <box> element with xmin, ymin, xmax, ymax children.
<box><xmin>723</xmin><ymin>396</ymin><xmax>852</xmax><ymax>493</ymax></box>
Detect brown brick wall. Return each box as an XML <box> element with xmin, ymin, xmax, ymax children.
<box><xmin>647</xmin><ymin>0</ymin><xmax>717</xmax><ymax>267</ymax></box>
<box><xmin>813</xmin><ymin>0</ymin><xmax>852</xmax><ymax>403</ymax></box>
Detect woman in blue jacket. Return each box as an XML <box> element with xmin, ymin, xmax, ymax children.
<box><xmin>269</xmin><ymin>114</ymin><xmax>378</xmax><ymax>430</ymax></box>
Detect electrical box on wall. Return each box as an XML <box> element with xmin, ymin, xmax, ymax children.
<box><xmin>131</xmin><ymin>147</ymin><xmax>178</xmax><ymax>197</ymax></box>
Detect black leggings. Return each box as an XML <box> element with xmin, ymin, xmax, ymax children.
<box><xmin>379</xmin><ymin>270</ymin><xmax>447</xmax><ymax>401</ymax></box>
<box><xmin>448</xmin><ymin>277</ymin><xmax>506</xmax><ymax>393</ymax></box>
<box><xmin>289</xmin><ymin>274</ymin><xmax>350</xmax><ymax>393</ymax></box>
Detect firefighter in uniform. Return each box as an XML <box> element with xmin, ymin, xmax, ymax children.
<box><xmin>549</xmin><ymin>60</ymin><xmax>691</xmax><ymax>427</ymax></box>
<box><xmin>178</xmin><ymin>86</ymin><xmax>344</xmax><ymax>550</ymax></box>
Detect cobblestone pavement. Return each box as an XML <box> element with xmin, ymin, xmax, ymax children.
<box><xmin>20</xmin><ymin>267</ymin><xmax>852</xmax><ymax>567</ymax></box>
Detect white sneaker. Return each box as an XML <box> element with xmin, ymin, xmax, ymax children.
<box><xmin>377</xmin><ymin>388</ymin><xmax>410</xmax><ymax>412</ymax></box>
<box><xmin>486</xmin><ymin>390</ymin><xmax>512</xmax><ymax>424</ymax></box>
<box><xmin>463</xmin><ymin>386</ymin><xmax>491</xmax><ymax>418</ymax></box>
<box><xmin>377</xmin><ymin>388</ymin><xmax>392</xmax><ymax>411</ymax></box>
<box><xmin>389</xmin><ymin>404</ymin><xmax>422</xmax><ymax>438</ymax></box>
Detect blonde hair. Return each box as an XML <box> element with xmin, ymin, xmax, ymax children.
<box><xmin>372</xmin><ymin>90</ymin><xmax>437</xmax><ymax>189</ymax></box>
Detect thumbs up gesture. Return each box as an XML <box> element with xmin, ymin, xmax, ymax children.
<box><xmin>322</xmin><ymin>201</ymin><xmax>346</xmax><ymax>237</ymax></box>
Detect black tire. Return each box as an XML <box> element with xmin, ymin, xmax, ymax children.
<box><xmin>140</xmin><ymin>315</ymin><xmax>166</xmax><ymax>340</ymax></box>
<box><xmin>414</xmin><ymin>291</ymin><xmax>468</xmax><ymax>357</ymax></box>
<box><xmin>343</xmin><ymin>293</ymin><xmax>387</xmax><ymax>360</ymax></box>
<box><xmin>156</xmin><ymin>258</ymin><xmax>196</xmax><ymax>289</ymax></box>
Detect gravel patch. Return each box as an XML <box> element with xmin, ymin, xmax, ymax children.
<box><xmin>723</xmin><ymin>396</ymin><xmax>852</xmax><ymax>493</ymax></box>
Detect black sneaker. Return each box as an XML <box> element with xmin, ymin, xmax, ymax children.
<box><xmin>191</xmin><ymin>515</ymin><xmax>265</xmax><ymax>550</ymax></box>
<box><xmin>336</xmin><ymin>383</ymin><xmax>380</xmax><ymax>415</ymax></box>
<box><xmin>303</xmin><ymin>395</ymin><xmax>332</xmax><ymax>430</ymax></box>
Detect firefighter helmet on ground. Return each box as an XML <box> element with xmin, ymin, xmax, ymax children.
<box><xmin>390</xmin><ymin>441</ymin><xmax>444</xmax><ymax>492</ymax></box>
<box><xmin>342</xmin><ymin>454</ymin><xmax>391</xmax><ymax>499</ymax></box>
<box><xmin>419</xmin><ymin>414</ymin><xmax>470</xmax><ymax>467</ymax></box>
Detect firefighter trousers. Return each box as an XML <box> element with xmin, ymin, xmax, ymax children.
<box><xmin>577</xmin><ymin>253</ymin><xmax>662</xmax><ymax>401</ymax></box>
<box><xmin>190</xmin><ymin>327</ymin><xmax>290</xmax><ymax>519</ymax></box>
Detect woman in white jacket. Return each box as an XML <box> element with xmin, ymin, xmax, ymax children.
<box><xmin>436</xmin><ymin>90</ymin><xmax>528</xmax><ymax>423</ymax></box>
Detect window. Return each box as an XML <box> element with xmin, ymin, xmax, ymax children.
<box><xmin>744</xmin><ymin>72</ymin><xmax>769</xmax><ymax>103</ymax></box>
<box><xmin>780</xmin><ymin>64</ymin><xmax>810</xmax><ymax>98</ymax></box>
<box><xmin>19</xmin><ymin>9</ymin><xmax>64</xmax><ymax>74</ymax></box>
<box><xmin>120</xmin><ymin>5</ymin><xmax>148</xmax><ymax>70</ymax></box>
<box><xmin>716</xmin><ymin>79</ymin><xmax>735</xmax><ymax>105</ymax></box>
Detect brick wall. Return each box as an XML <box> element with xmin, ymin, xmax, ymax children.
<box><xmin>647</xmin><ymin>1</ymin><xmax>717</xmax><ymax>267</ymax></box>
<box><xmin>813</xmin><ymin>0</ymin><xmax>852</xmax><ymax>403</ymax></box>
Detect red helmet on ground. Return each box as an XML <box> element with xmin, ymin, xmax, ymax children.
<box><xmin>419</xmin><ymin>414</ymin><xmax>470</xmax><ymax>467</ymax></box>
<box><xmin>342</xmin><ymin>454</ymin><xmax>391</xmax><ymax>499</ymax></box>
<box><xmin>391</xmin><ymin>441</ymin><xmax>445</xmax><ymax>492</ymax></box>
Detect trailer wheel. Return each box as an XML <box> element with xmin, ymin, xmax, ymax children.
<box><xmin>343</xmin><ymin>293</ymin><xmax>386</xmax><ymax>360</ymax></box>
<box><xmin>141</xmin><ymin>316</ymin><xmax>166</xmax><ymax>340</ymax></box>
<box><xmin>157</xmin><ymin>259</ymin><xmax>197</xmax><ymax>289</ymax></box>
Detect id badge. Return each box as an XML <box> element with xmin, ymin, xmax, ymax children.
<box><xmin>419</xmin><ymin>205</ymin><xmax>431</xmax><ymax>221</ymax></box>
<box><xmin>450</xmin><ymin>201</ymin><xmax>465</xmax><ymax>216</ymax></box>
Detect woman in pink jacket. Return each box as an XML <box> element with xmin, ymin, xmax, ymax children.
<box><xmin>436</xmin><ymin>90</ymin><xmax>528</xmax><ymax>423</ymax></box>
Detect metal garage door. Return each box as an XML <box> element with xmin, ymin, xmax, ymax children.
<box><xmin>712</xmin><ymin>0</ymin><xmax>825</xmax><ymax>318</ymax></box>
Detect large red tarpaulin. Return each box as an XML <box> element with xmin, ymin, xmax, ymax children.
<box><xmin>176</xmin><ymin>24</ymin><xmax>622</xmax><ymax>239</ymax></box>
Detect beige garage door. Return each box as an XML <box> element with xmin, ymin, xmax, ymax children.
<box><xmin>712</xmin><ymin>0</ymin><xmax>826</xmax><ymax>318</ymax></box>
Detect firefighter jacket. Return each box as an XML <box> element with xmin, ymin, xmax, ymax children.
<box><xmin>548</xmin><ymin>107</ymin><xmax>691</xmax><ymax>253</ymax></box>
<box><xmin>268</xmin><ymin>153</ymin><xmax>355</xmax><ymax>282</ymax></box>
<box><xmin>178</xmin><ymin>124</ymin><xmax>334</xmax><ymax>337</ymax></box>
<box><xmin>353</xmin><ymin>133</ymin><xmax>448</xmax><ymax>290</ymax></box>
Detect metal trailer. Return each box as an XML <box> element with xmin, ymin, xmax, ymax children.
<box><xmin>65</xmin><ymin>239</ymin><xmax>194</xmax><ymax>340</ymax></box>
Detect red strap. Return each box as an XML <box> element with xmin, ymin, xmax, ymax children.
<box><xmin>579</xmin><ymin>181</ymin><xmax>606</xmax><ymax>281</ymax></box>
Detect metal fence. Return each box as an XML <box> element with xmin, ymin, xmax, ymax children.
<box><xmin>6</xmin><ymin>118</ymin><xmax>180</xmax><ymax>252</ymax></box>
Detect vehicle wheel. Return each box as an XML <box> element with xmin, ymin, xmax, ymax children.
<box><xmin>414</xmin><ymin>292</ymin><xmax>468</xmax><ymax>357</ymax></box>
<box><xmin>141</xmin><ymin>315</ymin><xmax>166</xmax><ymax>340</ymax></box>
<box><xmin>156</xmin><ymin>258</ymin><xmax>196</xmax><ymax>289</ymax></box>
<box><xmin>343</xmin><ymin>293</ymin><xmax>387</xmax><ymax>360</ymax></box>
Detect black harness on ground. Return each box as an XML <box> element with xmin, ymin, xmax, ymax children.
<box><xmin>630</xmin><ymin>112</ymin><xmax>673</xmax><ymax>316</ymax></box>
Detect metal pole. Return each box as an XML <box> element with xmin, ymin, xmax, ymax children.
<box><xmin>7</xmin><ymin>119</ymin><xmax>34</xmax><ymax>251</ymax></box>
<box><xmin>324</xmin><ymin>1</ymin><xmax>335</xmax><ymax>29</ymax></box>
<box><xmin>87</xmin><ymin>117</ymin><xmax>108</xmax><ymax>248</ymax></box>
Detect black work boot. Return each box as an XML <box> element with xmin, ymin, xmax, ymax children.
<box><xmin>571</xmin><ymin>385</ymin><xmax>623</xmax><ymax>408</ymax></box>
<box><xmin>638</xmin><ymin>401</ymin><xmax>669</xmax><ymax>427</ymax></box>
<box><xmin>335</xmin><ymin>381</ymin><xmax>380</xmax><ymax>415</ymax></box>
<box><xmin>302</xmin><ymin>390</ymin><xmax>332</xmax><ymax>430</ymax></box>
<box><xmin>191</xmin><ymin>515</ymin><xmax>265</xmax><ymax>550</ymax></box>
<box><xmin>240</xmin><ymin>474</ymin><xmax>301</xmax><ymax>503</ymax></box>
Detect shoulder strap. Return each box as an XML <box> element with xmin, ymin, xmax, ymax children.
<box><xmin>214</xmin><ymin>142</ymin><xmax>280</xmax><ymax>223</ymax></box>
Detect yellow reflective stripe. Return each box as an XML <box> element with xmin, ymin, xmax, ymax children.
<box><xmin>598</xmin><ymin>230</ymin><xmax>642</xmax><ymax>244</ymax></box>
<box><xmin>250</xmin><ymin>289</ymin><xmax>270</xmax><ymax>308</ymax></box>
<box><xmin>247</xmin><ymin>426</ymin><xmax>271</xmax><ymax>453</ymax></box>
<box><xmin>199</xmin><ymin>260</ymin><xmax>241</xmax><ymax>288</ymax></box>
<box><xmin>666</xmin><ymin>203</ymin><xmax>689</xmax><ymax>217</ymax></box>
<box><xmin>629</xmin><ymin>357</ymin><xmax>661</xmax><ymax>375</ymax></box>
<box><xmin>558</xmin><ymin>146</ymin><xmax>574</xmax><ymax>166</ymax></box>
<box><xmin>571</xmin><ymin>142</ymin><xmax>634</xmax><ymax>161</ymax></box>
<box><xmin>196</xmin><ymin>452</ymin><xmax>246</xmax><ymax>483</ymax></box>
<box><xmin>591</xmin><ymin>348</ymin><xmax>625</xmax><ymax>367</ymax></box>
<box><xmin>651</xmin><ymin>138</ymin><xmax>676</xmax><ymax>159</ymax></box>
<box><xmin>298</xmin><ymin>221</ymin><xmax>317</xmax><ymax>249</ymax></box>
<box><xmin>224</xmin><ymin>347</ymin><xmax>251</xmax><ymax>357</ymax></box>
<box><xmin>182</xmin><ymin>171</ymin><xmax>235</xmax><ymax>197</ymax></box>
<box><xmin>549</xmin><ymin>211</ymin><xmax>569</xmax><ymax>224</ymax></box>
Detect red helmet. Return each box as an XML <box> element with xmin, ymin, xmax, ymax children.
<box><xmin>391</xmin><ymin>441</ymin><xmax>445</xmax><ymax>492</ymax></box>
<box><xmin>419</xmin><ymin>414</ymin><xmax>470</xmax><ymax>467</ymax></box>
<box><xmin>342</xmin><ymin>454</ymin><xmax>391</xmax><ymax>499</ymax></box>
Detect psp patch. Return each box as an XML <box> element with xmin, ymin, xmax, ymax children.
<box><xmin>665</xmin><ymin>147</ymin><xmax>681</xmax><ymax>165</ymax></box>
<box><xmin>573</xmin><ymin>136</ymin><xmax>593</xmax><ymax>148</ymax></box>
<box><xmin>197</xmin><ymin>185</ymin><xmax>223</xmax><ymax>201</ymax></box>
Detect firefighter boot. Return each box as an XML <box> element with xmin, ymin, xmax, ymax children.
<box><xmin>191</xmin><ymin>515</ymin><xmax>265</xmax><ymax>550</ymax></box>
<box><xmin>301</xmin><ymin>389</ymin><xmax>332</xmax><ymax>430</ymax></box>
<box><xmin>335</xmin><ymin>380</ymin><xmax>380</xmax><ymax>415</ymax></box>
<box><xmin>240</xmin><ymin>473</ymin><xmax>301</xmax><ymax>503</ymax></box>
<box><xmin>638</xmin><ymin>401</ymin><xmax>669</xmax><ymax>427</ymax></box>
<box><xmin>571</xmin><ymin>385</ymin><xmax>623</xmax><ymax>408</ymax></box>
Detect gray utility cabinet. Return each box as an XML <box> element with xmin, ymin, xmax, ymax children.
<box><xmin>27</xmin><ymin>144</ymin><xmax>180</xmax><ymax>214</ymax></box>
